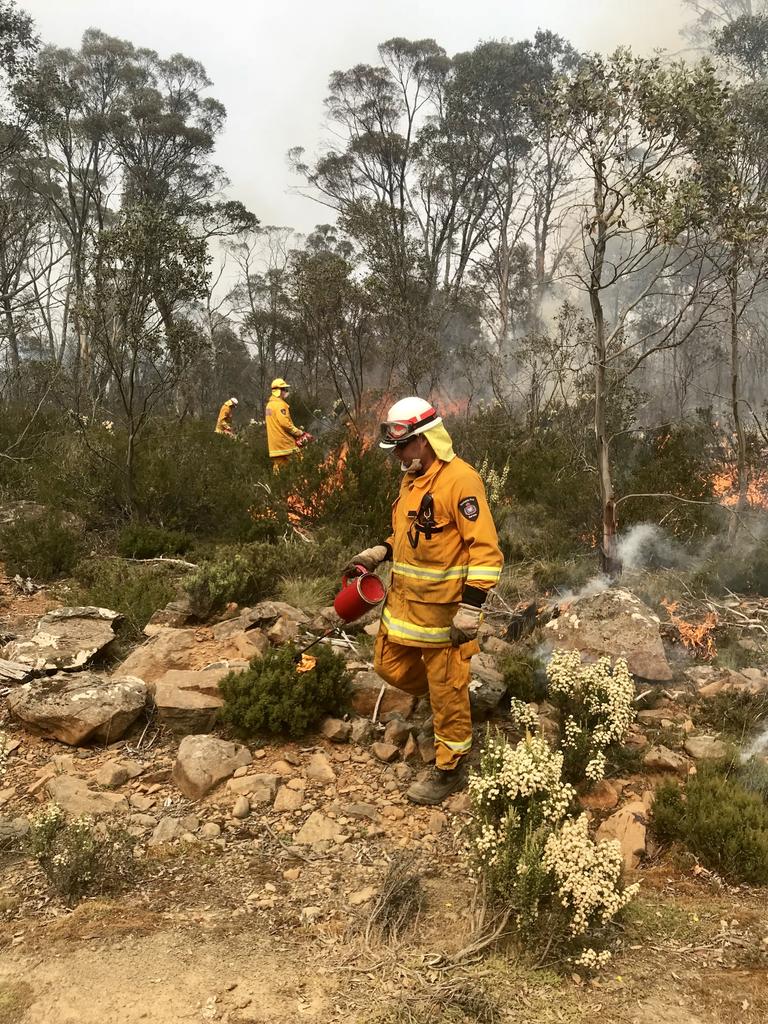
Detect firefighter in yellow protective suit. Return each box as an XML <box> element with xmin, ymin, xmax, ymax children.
<box><xmin>342</xmin><ymin>397</ymin><xmax>504</xmax><ymax>805</ymax></box>
<box><xmin>265</xmin><ymin>378</ymin><xmax>310</xmax><ymax>471</ymax></box>
<box><xmin>215</xmin><ymin>397</ymin><xmax>238</xmax><ymax>437</ymax></box>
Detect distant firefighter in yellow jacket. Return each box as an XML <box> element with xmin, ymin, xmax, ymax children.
<box><xmin>265</xmin><ymin>378</ymin><xmax>310</xmax><ymax>470</ymax></box>
<box><xmin>215</xmin><ymin>397</ymin><xmax>238</xmax><ymax>437</ymax></box>
<box><xmin>342</xmin><ymin>397</ymin><xmax>504</xmax><ymax>805</ymax></box>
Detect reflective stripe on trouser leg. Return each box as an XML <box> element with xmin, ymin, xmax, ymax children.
<box><xmin>422</xmin><ymin>641</ymin><xmax>477</xmax><ymax>771</ymax></box>
<box><xmin>373</xmin><ymin>632</ymin><xmax>429</xmax><ymax>697</ymax></box>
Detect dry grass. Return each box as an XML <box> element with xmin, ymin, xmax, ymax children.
<box><xmin>276</xmin><ymin>575</ymin><xmax>335</xmax><ymax>613</ymax></box>
<box><xmin>365</xmin><ymin>853</ymin><xmax>425</xmax><ymax>943</ymax></box>
<box><xmin>0</xmin><ymin>981</ymin><xmax>33</xmax><ymax>1024</ymax></box>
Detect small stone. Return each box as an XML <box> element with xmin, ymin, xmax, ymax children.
<box><xmin>129</xmin><ymin>793</ymin><xmax>156</xmax><ymax>812</ymax></box>
<box><xmin>383</xmin><ymin>719</ymin><xmax>412</xmax><ymax>746</ymax></box>
<box><xmin>393</xmin><ymin>763</ymin><xmax>413</xmax><ymax>783</ymax></box>
<box><xmin>233</xmin><ymin>765</ymin><xmax>249</xmax><ymax>778</ymax></box>
<box><xmin>283</xmin><ymin>751</ymin><xmax>303</xmax><ymax>766</ymax></box>
<box><xmin>402</xmin><ymin>734</ymin><xmax>418</xmax><ymax>761</ymax></box>
<box><xmin>578</xmin><ymin>780</ymin><xmax>619</xmax><ymax>812</ymax></box>
<box><xmin>270</xmin><ymin>760</ymin><xmax>296</xmax><ymax>776</ymax></box>
<box><xmin>274</xmin><ymin>787</ymin><xmax>304</xmax><ymax>812</ymax></box>
<box><xmin>294</xmin><ymin>811</ymin><xmax>344</xmax><ymax>846</ymax></box>
<box><xmin>149</xmin><ymin>816</ymin><xmax>185</xmax><ymax>846</ymax></box>
<box><xmin>643</xmin><ymin>745</ymin><xmax>688</xmax><ymax>774</ymax></box>
<box><xmin>306</xmin><ymin>752</ymin><xmax>336</xmax><ymax>784</ymax></box>
<box><xmin>300</xmin><ymin>906</ymin><xmax>322</xmax><ymax>924</ymax></box>
<box><xmin>283</xmin><ymin>867</ymin><xmax>301</xmax><ymax>881</ymax></box>
<box><xmin>232</xmin><ymin>796</ymin><xmax>250</xmax><ymax>819</ymax></box>
<box><xmin>371</xmin><ymin>742</ymin><xmax>399</xmax><ymax>764</ymax></box>
<box><xmin>226</xmin><ymin>773</ymin><xmax>279</xmax><ymax>803</ymax></box>
<box><xmin>95</xmin><ymin>760</ymin><xmax>130</xmax><ymax>789</ymax></box>
<box><xmin>342</xmin><ymin>802</ymin><xmax>379</xmax><ymax>821</ymax></box>
<box><xmin>427</xmin><ymin>810</ymin><xmax>447</xmax><ymax>834</ymax></box>
<box><xmin>286</xmin><ymin>777</ymin><xmax>306</xmax><ymax>791</ymax></box>
<box><xmin>417</xmin><ymin>734</ymin><xmax>436</xmax><ymax>764</ymax></box>
<box><xmin>348</xmin><ymin>886</ymin><xmax>377</xmax><ymax>907</ymax></box>
<box><xmin>320</xmin><ymin>717</ymin><xmax>352</xmax><ymax>743</ymax></box>
<box><xmin>201</xmin><ymin>822</ymin><xmax>222</xmax><ymax>839</ymax></box>
<box><xmin>350</xmin><ymin>718</ymin><xmax>373</xmax><ymax>745</ymax></box>
<box><xmin>180</xmin><ymin>814</ymin><xmax>200</xmax><ymax>833</ymax></box>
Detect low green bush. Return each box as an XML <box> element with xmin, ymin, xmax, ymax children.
<box><xmin>218</xmin><ymin>644</ymin><xmax>351</xmax><ymax>738</ymax></box>
<box><xmin>28</xmin><ymin>804</ymin><xmax>136</xmax><ymax>904</ymax></box>
<box><xmin>116</xmin><ymin>523</ymin><xmax>193</xmax><ymax>559</ymax></box>
<box><xmin>0</xmin><ymin>513</ymin><xmax>84</xmax><ymax>581</ymax></box>
<box><xmin>651</xmin><ymin>766</ymin><xmax>768</xmax><ymax>884</ymax></box>
<box><xmin>72</xmin><ymin>557</ymin><xmax>180</xmax><ymax>643</ymax></box>
<box><xmin>183</xmin><ymin>536</ymin><xmax>348</xmax><ymax>617</ymax></box>
<box><xmin>499</xmin><ymin>651</ymin><xmax>545</xmax><ymax>704</ymax></box>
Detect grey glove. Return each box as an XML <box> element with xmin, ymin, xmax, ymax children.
<box><xmin>450</xmin><ymin>603</ymin><xmax>483</xmax><ymax>646</ymax></box>
<box><xmin>341</xmin><ymin>545</ymin><xmax>389</xmax><ymax>576</ymax></box>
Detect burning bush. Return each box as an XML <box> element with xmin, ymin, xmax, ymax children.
<box><xmin>218</xmin><ymin>644</ymin><xmax>351</xmax><ymax>738</ymax></box>
<box><xmin>465</xmin><ymin>731</ymin><xmax>638</xmax><ymax>966</ymax></box>
<box><xmin>651</xmin><ymin>766</ymin><xmax>768</xmax><ymax>885</ymax></box>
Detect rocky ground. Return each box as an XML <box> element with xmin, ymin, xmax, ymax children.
<box><xmin>1</xmin><ymin>568</ymin><xmax>768</xmax><ymax>1023</ymax></box>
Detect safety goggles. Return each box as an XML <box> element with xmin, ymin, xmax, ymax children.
<box><xmin>379</xmin><ymin>410</ymin><xmax>439</xmax><ymax>446</ymax></box>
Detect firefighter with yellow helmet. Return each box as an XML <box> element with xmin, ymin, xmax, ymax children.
<box><xmin>342</xmin><ymin>397</ymin><xmax>504</xmax><ymax>805</ymax></box>
<box><xmin>265</xmin><ymin>378</ymin><xmax>312</xmax><ymax>470</ymax></box>
<box><xmin>215</xmin><ymin>397</ymin><xmax>238</xmax><ymax>437</ymax></box>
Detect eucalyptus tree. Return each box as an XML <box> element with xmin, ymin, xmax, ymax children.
<box><xmin>562</xmin><ymin>50</ymin><xmax>731</xmax><ymax>570</ymax></box>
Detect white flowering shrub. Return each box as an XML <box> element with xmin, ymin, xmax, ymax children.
<box><xmin>478</xmin><ymin>456</ymin><xmax>510</xmax><ymax>510</ymax></box>
<box><xmin>546</xmin><ymin>650</ymin><xmax>635</xmax><ymax>784</ymax></box>
<box><xmin>29</xmin><ymin>804</ymin><xmax>136</xmax><ymax>904</ymax></box>
<box><xmin>542</xmin><ymin>814</ymin><xmax>639</xmax><ymax>936</ymax></box>
<box><xmin>466</xmin><ymin>730</ymin><xmax>638</xmax><ymax>966</ymax></box>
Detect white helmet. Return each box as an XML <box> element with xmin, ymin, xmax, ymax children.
<box><xmin>229</xmin><ymin>397</ymin><xmax>238</xmax><ymax>405</ymax></box>
<box><xmin>379</xmin><ymin>397</ymin><xmax>442</xmax><ymax>449</ymax></box>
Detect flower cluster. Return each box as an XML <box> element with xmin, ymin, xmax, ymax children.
<box><xmin>572</xmin><ymin>947</ymin><xmax>613</xmax><ymax>970</ymax></box>
<box><xmin>546</xmin><ymin>650</ymin><xmax>636</xmax><ymax>782</ymax></box>
<box><xmin>469</xmin><ymin>732</ymin><xmax>575</xmax><ymax>827</ymax></box>
<box><xmin>542</xmin><ymin>814</ymin><xmax>640</xmax><ymax>936</ymax></box>
<box><xmin>478</xmin><ymin>456</ymin><xmax>510</xmax><ymax>509</ymax></box>
<box><xmin>507</xmin><ymin>697</ymin><xmax>540</xmax><ymax>735</ymax></box>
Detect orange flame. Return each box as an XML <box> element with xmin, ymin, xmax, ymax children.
<box><xmin>661</xmin><ymin>598</ymin><xmax>717</xmax><ymax>660</ymax></box>
<box><xmin>711</xmin><ymin>465</ymin><xmax>768</xmax><ymax>509</ymax></box>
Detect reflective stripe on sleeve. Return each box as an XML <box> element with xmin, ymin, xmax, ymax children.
<box><xmin>269</xmin><ymin>447</ymin><xmax>297</xmax><ymax>456</ymax></box>
<box><xmin>465</xmin><ymin>565</ymin><xmax>503</xmax><ymax>584</ymax></box>
<box><xmin>381</xmin><ymin>606</ymin><xmax>451</xmax><ymax>645</ymax></box>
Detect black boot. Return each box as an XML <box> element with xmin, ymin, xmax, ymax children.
<box><xmin>406</xmin><ymin>765</ymin><xmax>466</xmax><ymax>806</ymax></box>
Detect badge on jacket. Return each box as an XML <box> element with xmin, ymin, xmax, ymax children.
<box><xmin>458</xmin><ymin>496</ymin><xmax>479</xmax><ymax>521</ymax></box>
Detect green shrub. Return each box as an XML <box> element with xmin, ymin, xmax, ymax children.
<box><xmin>184</xmin><ymin>536</ymin><xmax>348</xmax><ymax>617</ymax></box>
<box><xmin>116</xmin><ymin>523</ymin><xmax>193</xmax><ymax>559</ymax></box>
<box><xmin>0</xmin><ymin>513</ymin><xmax>83</xmax><ymax>581</ymax></box>
<box><xmin>218</xmin><ymin>644</ymin><xmax>351</xmax><ymax>738</ymax></box>
<box><xmin>651</xmin><ymin>767</ymin><xmax>768</xmax><ymax>884</ymax></box>
<box><xmin>72</xmin><ymin>557</ymin><xmax>179</xmax><ymax>643</ymax></box>
<box><xmin>28</xmin><ymin>804</ymin><xmax>136</xmax><ymax>904</ymax></box>
<box><xmin>499</xmin><ymin>651</ymin><xmax>545</xmax><ymax>703</ymax></box>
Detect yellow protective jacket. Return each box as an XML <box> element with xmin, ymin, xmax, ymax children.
<box><xmin>380</xmin><ymin>456</ymin><xmax>504</xmax><ymax>647</ymax></box>
<box><xmin>265</xmin><ymin>395</ymin><xmax>302</xmax><ymax>457</ymax></box>
<box><xmin>215</xmin><ymin>401</ymin><xmax>235</xmax><ymax>435</ymax></box>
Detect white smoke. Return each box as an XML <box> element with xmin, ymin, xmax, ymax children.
<box><xmin>739</xmin><ymin>728</ymin><xmax>768</xmax><ymax>763</ymax></box>
<box><xmin>616</xmin><ymin>523</ymin><xmax>686</xmax><ymax>570</ymax></box>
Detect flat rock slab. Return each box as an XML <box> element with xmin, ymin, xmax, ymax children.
<box><xmin>46</xmin><ymin>774</ymin><xmax>129</xmax><ymax>817</ymax></box>
<box><xmin>8</xmin><ymin>672</ymin><xmax>147</xmax><ymax>745</ymax></box>
<box><xmin>4</xmin><ymin>607</ymin><xmax>119</xmax><ymax>671</ymax></box>
<box><xmin>172</xmin><ymin>734</ymin><xmax>252</xmax><ymax>801</ymax></box>
<box><xmin>544</xmin><ymin>587</ymin><xmax>672</xmax><ymax>682</ymax></box>
<box><xmin>152</xmin><ymin>667</ymin><xmax>234</xmax><ymax>697</ymax></box>
<box><xmin>294</xmin><ymin>811</ymin><xmax>344</xmax><ymax>846</ymax></box>
<box><xmin>469</xmin><ymin>653</ymin><xmax>507</xmax><ymax>715</ymax></box>
<box><xmin>116</xmin><ymin>627</ymin><xmax>265</xmax><ymax>685</ymax></box>
<box><xmin>684</xmin><ymin>735</ymin><xmax>729</xmax><ymax>760</ymax></box>
<box><xmin>643</xmin><ymin>744</ymin><xmax>688</xmax><ymax>774</ymax></box>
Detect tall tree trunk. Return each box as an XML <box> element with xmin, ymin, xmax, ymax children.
<box><xmin>729</xmin><ymin>258</ymin><xmax>749</xmax><ymax>535</ymax></box>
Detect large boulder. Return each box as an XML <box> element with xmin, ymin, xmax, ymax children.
<box><xmin>684</xmin><ymin>735</ymin><xmax>728</xmax><ymax>760</ymax></box>
<box><xmin>469</xmin><ymin>653</ymin><xmax>507</xmax><ymax>716</ymax></box>
<box><xmin>115</xmin><ymin>627</ymin><xmax>265</xmax><ymax>684</ymax></box>
<box><xmin>152</xmin><ymin>683</ymin><xmax>223</xmax><ymax>734</ymax></box>
<box><xmin>350</xmin><ymin>670</ymin><xmax>417</xmax><ymax>718</ymax></box>
<box><xmin>544</xmin><ymin>587</ymin><xmax>672</xmax><ymax>681</ymax></box>
<box><xmin>4</xmin><ymin>607</ymin><xmax>119</xmax><ymax>671</ymax></box>
<box><xmin>596</xmin><ymin>797</ymin><xmax>651</xmax><ymax>871</ymax></box>
<box><xmin>8</xmin><ymin>672</ymin><xmax>147</xmax><ymax>745</ymax></box>
<box><xmin>46</xmin><ymin>775</ymin><xmax>129</xmax><ymax>817</ymax></box>
<box><xmin>172</xmin><ymin>735</ymin><xmax>252</xmax><ymax>800</ymax></box>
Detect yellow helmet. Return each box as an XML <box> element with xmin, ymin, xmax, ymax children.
<box><xmin>271</xmin><ymin>378</ymin><xmax>290</xmax><ymax>390</ymax></box>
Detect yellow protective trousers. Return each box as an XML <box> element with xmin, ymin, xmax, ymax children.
<box><xmin>374</xmin><ymin>631</ymin><xmax>478</xmax><ymax>770</ymax></box>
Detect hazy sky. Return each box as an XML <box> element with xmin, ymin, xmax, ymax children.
<box><xmin>20</xmin><ymin>1</ymin><xmax>689</xmax><ymax>233</ymax></box>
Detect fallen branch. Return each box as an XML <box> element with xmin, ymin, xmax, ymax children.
<box><xmin>121</xmin><ymin>557</ymin><xmax>198</xmax><ymax>570</ymax></box>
